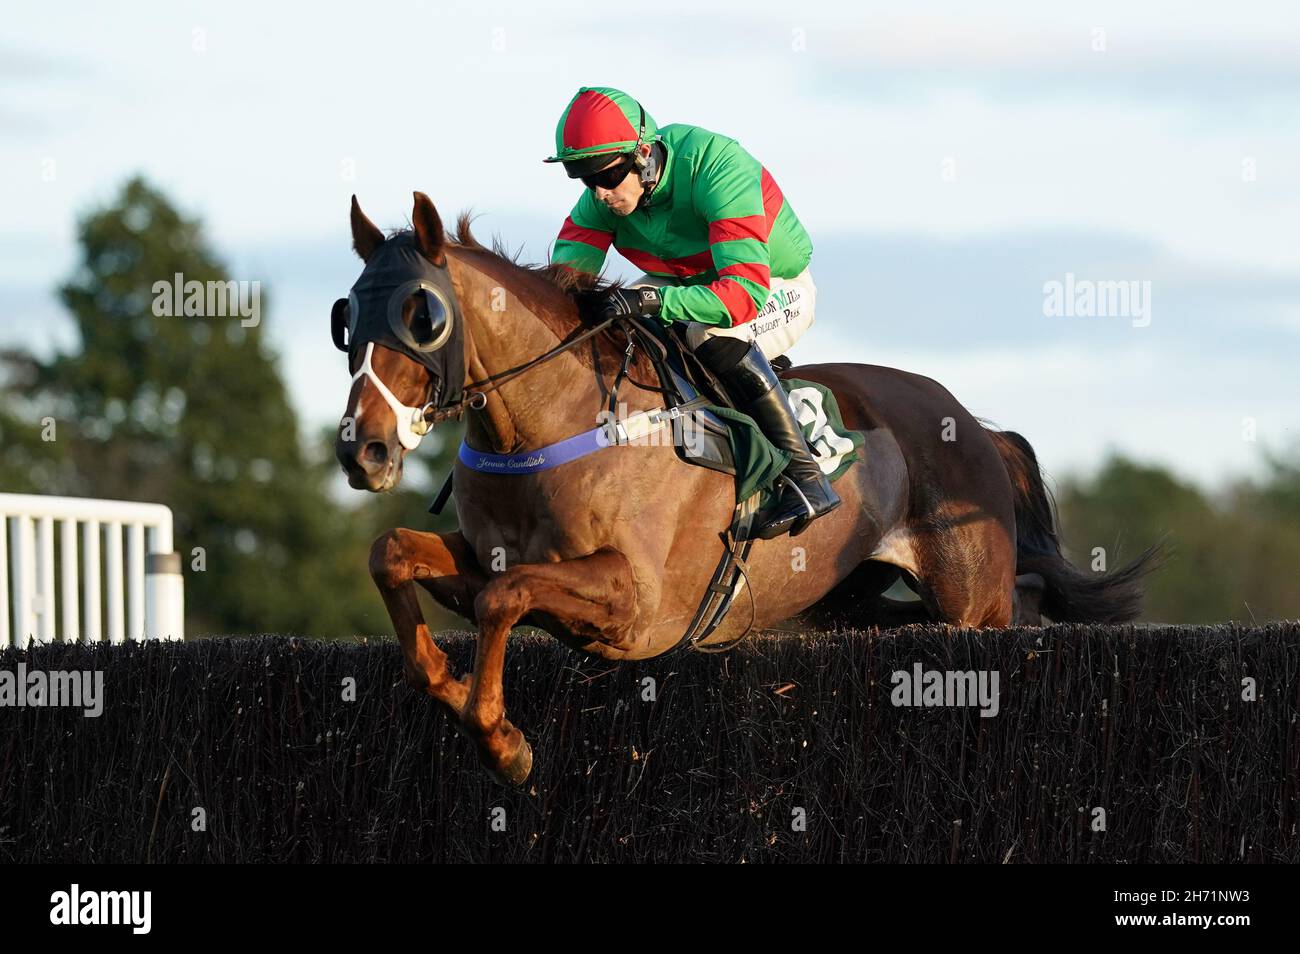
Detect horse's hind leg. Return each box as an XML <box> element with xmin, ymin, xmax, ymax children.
<box><xmin>1013</xmin><ymin>572</ymin><xmax>1046</xmax><ymax>625</ymax></box>
<box><xmin>369</xmin><ymin>529</ymin><xmax>487</xmax><ymax>718</ymax></box>
<box><xmin>913</xmin><ymin>516</ymin><xmax>1017</xmax><ymax>628</ymax></box>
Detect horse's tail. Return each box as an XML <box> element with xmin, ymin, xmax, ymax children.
<box><xmin>985</xmin><ymin>427</ymin><xmax>1163</xmax><ymax>623</ymax></box>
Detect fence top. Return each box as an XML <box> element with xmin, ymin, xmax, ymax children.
<box><xmin>0</xmin><ymin>493</ymin><xmax>174</xmax><ymax>527</ymax></box>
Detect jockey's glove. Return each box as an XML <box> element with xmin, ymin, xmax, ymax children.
<box><xmin>603</xmin><ymin>286</ymin><xmax>665</xmax><ymax>324</ymax></box>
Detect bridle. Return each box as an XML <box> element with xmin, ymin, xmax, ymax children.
<box><xmin>339</xmin><ymin>230</ymin><xmax>636</xmax><ymax>451</ymax></box>
<box><xmin>351</xmin><ymin>303</ymin><xmax>628</xmax><ymax>448</ymax></box>
<box><xmin>419</xmin><ymin>313</ymin><xmax>625</xmax><ymax>428</ymax></box>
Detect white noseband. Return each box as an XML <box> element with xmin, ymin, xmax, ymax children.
<box><xmin>350</xmin><ymin>342</ymin><xmax>433</xmax><ymax>451</ymax></box>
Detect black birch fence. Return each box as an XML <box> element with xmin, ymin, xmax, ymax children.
<box><xmin>2</xmin><ymin>623</ymin><xmax>1297</xmax><ymax>863</ymax></box>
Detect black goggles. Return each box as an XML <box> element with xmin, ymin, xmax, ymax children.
<box><xmin>580</xmin><ymin>152</ymin><xmax>637</xmax><ymax>191</ymax></box>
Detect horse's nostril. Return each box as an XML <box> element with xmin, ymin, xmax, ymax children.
<box><xmin>361</xmin><ymin>441</ymin><xmax>389</xmax><ymax>468</ymax></box>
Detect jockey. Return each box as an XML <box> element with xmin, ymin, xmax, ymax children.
<box><xmin>546</xmin><ymin>86</ymin><xmax>841</xmax><ymax>540</ymax></box>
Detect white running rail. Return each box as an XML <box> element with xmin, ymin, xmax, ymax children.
<box><xmin>0</xmin><ymin>493</ymin><xmax>184</xmax><ymax>648</ymax></box>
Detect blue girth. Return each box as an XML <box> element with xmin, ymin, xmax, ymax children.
<box><xmin>457</xmin><ymin>397</ymin><xmax>710</xmax><ymax>475</ymax></box>
<box><xmin>457</xmin><ymin>426</ymin><xmax>612</xmax><ymax>475</ymax></box>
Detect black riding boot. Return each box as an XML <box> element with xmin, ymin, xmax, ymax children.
<box><xmin>717</xmin><ymin>343</ymin><xmax>842</xmax><ymax>540</ymax></box>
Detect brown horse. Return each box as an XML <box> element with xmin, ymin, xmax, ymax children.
<box><xmin>334</xmin><ymin>193</ymin><xmax>1157</xmax><ymax>785</ymax></box>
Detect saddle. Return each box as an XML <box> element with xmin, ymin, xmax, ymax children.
<box><xmin>620</xmin><ymin>316</ymin><xmax>793</xmax><ymax>480</ymax></box>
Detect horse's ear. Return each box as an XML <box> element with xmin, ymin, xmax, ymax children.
<box><xmin>350</xmin><ymin>195</ymin><xmax>384</xmax><ymax>262</ymax></box>
<box><xmin>412</xmin><ymin>192</ymin><xmax>447</xmax><ymax>267</ymax></box>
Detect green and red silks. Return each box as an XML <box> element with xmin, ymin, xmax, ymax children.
<box><xmin>551</xmin><ymin>120</ymin><xmax>813</xmax><ymax>328</ymax></box>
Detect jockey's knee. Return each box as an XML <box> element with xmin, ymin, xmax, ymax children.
<box><xmin>692</xmin><ymin>334</ymin><xmax>752</xmax><ymax>375</ymax></box>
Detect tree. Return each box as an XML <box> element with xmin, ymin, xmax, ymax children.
<box><xmin>0</xmin><ymin>350</ymin><xmax>70</xmax><ymax>492</ymax></box>
<box><xmin>1057</xmin><ymin>454</ymin><xmax>1300</xmax><ymax>623</ymax></box>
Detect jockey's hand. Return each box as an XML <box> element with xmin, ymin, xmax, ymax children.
<box><xmin>603</xmin><ymin>286</ymin><xmax>664</xmax><ymax>323</ymax></box>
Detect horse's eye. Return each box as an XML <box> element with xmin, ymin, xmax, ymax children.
<box><xmin>409</xmin><ymin>288</ymin><xmax>449</xmax><ymax>349</ymax></box>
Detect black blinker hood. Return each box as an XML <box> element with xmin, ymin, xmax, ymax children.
<box><xmin>346</xmin><ymin>233</ymin><xmax>465</xmax><ymax>409</ymax></box>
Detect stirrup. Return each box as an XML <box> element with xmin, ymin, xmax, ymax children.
<box><xmin>787</xmin><ymin>475</ymin><xmax>831</xmax><ymax>537</ymax></box>
<box><xmin>754</xmin><ymin>475</ymin><xmax>818</xmax><ymax>540</ymax></box>
<box><xmin>780</xmin><ymin>474</ymin><xmax>816</xmax><ymax>518</ymax></box>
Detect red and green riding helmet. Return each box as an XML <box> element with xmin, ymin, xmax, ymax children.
<box><xmin>543</xmin><ymin>86</ymin><xmax>660</xmax><ymax>178</ymax></box>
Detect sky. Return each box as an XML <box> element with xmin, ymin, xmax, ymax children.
<box><xmin>2</xmin><ymin>0</ymin><xmax>1298</xmax><ymax>492</ymax></box>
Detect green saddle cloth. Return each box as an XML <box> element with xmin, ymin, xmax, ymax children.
<box><xmin>707</xmin><ymin>378</ymin><xmax>865</xmax><ymax>505</ymax></box>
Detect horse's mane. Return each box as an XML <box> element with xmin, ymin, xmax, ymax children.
<box><xmin>437</xmin><ymin>213</ymin><xmax>657</xmax><ymax>382</ymax></box>
<box><xmin>445</xmin><ymin>212</ymin><xmax>623</xmax><ymax>307</ymax></box>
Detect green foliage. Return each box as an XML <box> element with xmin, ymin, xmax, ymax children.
<box><xmin>0</xmin><ymin>351</ymin><xmax>72</xmax><ymax>492</ymax></box>
<box><xmin>1057</xmin><ymin>451</ymin><xmax>1300</xmax><ymax>623</ymax></box>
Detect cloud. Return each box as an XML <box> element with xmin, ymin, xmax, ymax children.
<box><xmin>0</xmin><ymin>44</ymin><xmax>91</xmax><ymax>133</ymax></box>
<box><xmin>733</xmin><ymin>8</ymin><xmax>1300</xmax><ymax>104</ymax></box>
<box><xmin>807</xmin><ymin>228</ymin><xmax>1300</xmax><ymax>354</ymax></box>
<box><xmin>0</xmin><ymin>45</ymin><xmax>85</xmax><ymax>80</ymax></box>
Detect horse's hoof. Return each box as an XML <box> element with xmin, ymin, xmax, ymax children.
<box><xmin>488</xmin><ymin>739</ymin><xmax>533</xmax><ymax>787</ymax></box>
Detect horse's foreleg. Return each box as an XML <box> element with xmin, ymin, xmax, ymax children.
<box><xmin>369</xmin><ymin>529</ymin><xmax>487</xmax><ymax>718</ymax></box>
<box><xmin>464</xmin><ymin>547</ymin><xmax>638</xmax><ymax>785</ymax></box>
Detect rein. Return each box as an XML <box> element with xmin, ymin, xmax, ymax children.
<box><xmin>420</xmin><ymin>314</ymin><xmax>623</xmax><ymax>426</ymax></box>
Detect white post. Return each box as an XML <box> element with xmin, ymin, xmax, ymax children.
<box><xmin>60</xmin><ymin>518</ymin><xmax>79</xmax><ymax>642</ymax></box>
<box><xmin>145</xmin><ymin>520</ymin><xmax>182</xmax><ymax>641</ymax></box>
<box><xmin>36</xmin><ymin>516</ymin><xmax>55</xmax><ymax>643</ymax></box>
<box><xmin>127</xmin><ymin>522</ymin><xmax>145</xmax><ymax>641</ymax></box>
<box><xmin>146</xmin><ymin>551</ymin><xmax>185</xmax><ymax>641</ymax></box>
<box><xmin>10</xmin><ymin>515</ymin><xmax>36</xmax><ymax>648</ymax></box>
<box><xmin>83</xmin><ymin>520</ymin><xmax>102</xmax><ymax>643</ymax></box>
<box><xmin>105</xmin><ymin>521</ymin><xmax>125</xmax><ymax>644</ymax></box>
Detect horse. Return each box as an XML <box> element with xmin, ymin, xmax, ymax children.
<box><xmin>333</xmin><ymin>192</ymin><xmax>1157</xmax><ymax>785</ymax></box>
